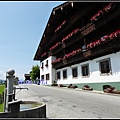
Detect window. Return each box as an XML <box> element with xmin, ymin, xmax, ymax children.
<box><xmin>82</xmin><ymin>45</ymin><xmax>86</xmax><ymax>52</ymax></box>
<box><xmin>63</xmin><ymin>69</ymin><xmax>67</xmax><ymax>79</ymax></box>
<box><xmin>46</xmin><ymin>74</ymin><xmax>49</xmax><ymax>80</ymax></box>
<box><xmin>41</xmin><ymin>75</ymin><xmax>44</xmax><ymax>80</ymax></box>
<box><xmin>72</xmin><ymin>67</ymin><xmax>78</xmax><ymax>78</ymax></box>
<box><xmin>41</xmin><ymin>62</ymin><xmax>44</xmax><ymax>69</ymax></box>
<box><xmin>81</xmin><ymin>64</ymin><xmax>89</xmax><ymax>77</ymax></box>
<box><xmin>45</xmin><ymin>60</ymin><xmax>48</xmax><ymax>67</ymax></box>
<box><xmin>99</xmin><ymin>58</ymin><xmax>111</xmax><ymax>75</ymax></box>
<box><xmin>57</xmin><ymin>71</ymin><xmax>61</xmax><ymax>80</ymax></box>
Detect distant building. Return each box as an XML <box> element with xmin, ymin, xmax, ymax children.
<box><xmin>24</xmin><ymin>74</ymin><xmax>31</xmax><ymax>80</ymax></box>
<box><xmin>34</xmin><ymin>2</ymin><xmax>120</xmax><ymax>91</ymax></box>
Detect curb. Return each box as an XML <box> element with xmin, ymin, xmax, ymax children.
<box><xmin>32</xmin><ymin>84</ymin><xmax>120</xmax><ymax>97</ymax></box>
<box><xmin>44</xmin><ymin>85</ymin><xmax>120</xmax><ymax>97</ymax></box>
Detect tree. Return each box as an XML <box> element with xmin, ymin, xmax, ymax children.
<box><xmin>30</xmin><ymin>65</ymin><xmax>40</xmax><ymax>81</ymax></box>
<box><xmin>14</xmin><ymin>76</ymin><xmax>19</xmax><ymax>85</ymax></box>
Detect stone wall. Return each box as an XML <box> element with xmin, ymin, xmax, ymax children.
<box><xmin>19</xmin><ymin>103</ymin><xmax>46</xmax><ymax>118</ymax></box>
<box><xmin>0</xmin><ymin>101</ymin><xmax>46</xmax><ymax>118</ymax></box>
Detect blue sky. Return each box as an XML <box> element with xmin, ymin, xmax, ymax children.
<box><xmin>0</xmin><ymin>1</ymin><xmax>65</xmax><ymax>80</ymax></box>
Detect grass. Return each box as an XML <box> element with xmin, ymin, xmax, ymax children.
<box><xmin>0</xmin><ymin>85</ymin><xmax>5</xmax><ymax>112</ymax></box>
<box><xmin>0</xmin><ymin>104</ymin><xmax>4</xmax><ymax>112</ymax></box>
<box><xmin>0</xmin><ymin>85</ymin><xmax>5</xmax><ymax>94</ymax></box>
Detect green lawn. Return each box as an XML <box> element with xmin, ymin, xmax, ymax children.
<box><xmin>0</xmin><ymin>85</ymin><xmax>5</xmax><ymax>94</ymax></box>
<box><xmin>0</xmin><ymin>103</ymin><xmax>4</xmax><ymax>112</ymax></box>
<box><xmin>0</xmin><ymin>85</ymin><xmax>5</xmax><ymax>112</ymax></box>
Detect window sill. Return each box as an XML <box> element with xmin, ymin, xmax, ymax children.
<box><xmin>100</xmin><ymin>73</ymin><xmax>112</xmax><ymax>76</ymax></box>
<box><xmin>82</xmin><ymin>76</ymin><xmax>89</xmax><ymax>78</ymax></box>
<box><xmin>72</xmin><ymin>77</ymin><xmax>78</xmax><ymax>79</ymax></box>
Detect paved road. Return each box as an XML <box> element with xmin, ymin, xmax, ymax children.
<box><xmin>15</xmin><ymin>84</ymin><xmax>120</xmax><ymax>119</ymax></box>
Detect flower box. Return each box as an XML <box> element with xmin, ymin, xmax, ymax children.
<box><xmin>41</xmin><ymin>66</ymin><xmax>43</xmax><ymax>69</ymax></box>
<box><xmin>45</xmin><ymin>64</ymin><xmax>48</xmax><ymax>67</ymax></box>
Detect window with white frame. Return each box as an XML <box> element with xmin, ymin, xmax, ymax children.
<box><xmin>41</xmin><ymin>62</ymin><xmax>44</xmax><ymax>69</ymax></box>
<box><xmin>57</xmin><ymin>71</ymin><xmax>61</xmax><ymax>80</ymax></box>
<box><xmin>63</xmin><ymin>69</ymin><xmax>67</xmax><ymax>79</ymax></box>
<box><xmin>41</xmin><ymin>75</ymin><xmax>44</xmax><ymax>80</ymax></box>
<box><xmin>72</xmin><ymin>67</ymin><xmax>78</xmax><ymax>78</ymax></box>
<box><xmin>45</xmin><ymin>60</ymin><xmax>48</xmax><ymax>67</ymax></box>
<box><xmin>46</xmin><ymin>74</ymin><xmax>49</xmax><ymax>80</ymax></box>
<box><xmin>81</xmin><ymin>64</ymin><xmax>89</xmax><ymax>77</ymax></box>
<box><xmin>99</xmin><ymin>58</ymin><xmax>111</xmax><ymax>75</ymax></box>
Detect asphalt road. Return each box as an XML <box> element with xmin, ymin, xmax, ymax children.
<box><xmin>15</xmin><ymin>84</ymin><xmax>120</xmax><ymax>119</ymax></box>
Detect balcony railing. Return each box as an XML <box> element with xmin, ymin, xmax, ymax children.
<box><xmin>49</xmin><ymin>28</ymin><xmax>80</xmax><ymax>54</ymax></box>
<box><xmin>87</xmin><ymin>29</ymin><xmax>120</xmax><ymax>49</ymax></box>
<box><xmin>90</xmin><ymin>3</ymin><xmax>117</xmax><ymax>22</ymax></box>
<box><xmin>51</xmin><ymin>29</ymin><xmax>120</xmax><ymax>68</ymax></box>
<box><xmin>63</xmin><ymin>48</ymin><xmax>82</xmax><ymax>60</ymax></box>
<box><xmin>51</xmin><ymin>58</ymin><xmax>62</xmax><ymax>65</ymax></box>
<box><xmin>62</xmin><ymin>28</ymin><xmax>80</xmax><ymax>42</ymax></box>
<box><xmin>54</xmin><ymin>20</ymin><xmax>66</xmax><ymax>33</ymax></box>
<box><xmin>81</xmin><ymin>23</ymin><xmax>95</xmax><ymax>36</ymax></box>
<box><xmin>49</xmin><ymin>42</ymin><xmax>61</xmax><ymax>51</ymax></box>
<box><xmin>41</xmin><ymin>52</ymin><xmax>47</xmax><ymax>57</ymax></box>
<box><xmin>48</xmin><ymin>51</ymin><xmax>52</xmax><ymax>57</ymax></box>
<box><xmin>48</xmin><ymin>3</ymin><xmax>119</xmax><ymax>57</ymax></box>
<box><xmin>61</xmin><ymin>6</ymin><xmax>120</xmax><ymax>50</ymax></box>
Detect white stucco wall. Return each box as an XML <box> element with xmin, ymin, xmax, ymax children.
<box><xmin>40</xmin><ymin>52</ymin><xmax>120</xmax><ymax>85</ymax></box>
<box><xmin>57</xmin><ymin>51</ymin><xmax>120</xmax><ymax>84</ymax></box>
<box><xmin>40</xmin><ymin>56</ymin><xmax>56</xmax><ymax>85</ymax></box>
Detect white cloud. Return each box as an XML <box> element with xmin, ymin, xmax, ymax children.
<box><xmin>0</xmin><ymin>70</ymin><xmax>25</xmax><ymax>80</ymax></box>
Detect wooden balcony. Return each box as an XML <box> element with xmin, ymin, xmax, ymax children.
<box><xmin>49</xmin><ymin>3</ymin><xmax>120</xmax><ymax>60</ymax></box>
<box><xmin>61</xmin><ymin>5</ymin><xmax>120</xmax><ymax>50</ymax></box>
<box><xmin>62</xmin><ymin>31</ymin><xmax>82</xmax><ymax>48</ymax></box>
<box><xmin>41</xmin><ymin>53</ymin><xmax>48</xmax><ymax>61</ymax></box>
<box><xmin>91</xmin><ymin>37</ymin><xmax>120</xmax><ymax>57</ymax></box>
<box><xmin>95</xmin><ymin>5</ymin><xmax>120</xmax><ymax>31</ymax></box>
<box><xmin>81</xmin><ymin>23</ymin><xmax>95</xmax><ymax>36</ymax></box>
<box><xmin>52</xmin><ymin>37</ymin><xmax>120</xmax><ymax>69</ymax></box>
<box><xmin>52</xmin><ymin>60</ymin><xmax>63</xmax><ymax>69</ymax></box>
<box><xmin>48</xmin><ymin>51</ymin><xmax>52</xmax><ymax>57</ymax></box>
<box><xmin>63</xmin><ymin>51</ymin><xmax>83</xmax><ymax>65</ymax></box>
<box><xmin>50</xmin><ymin>44</ymin><xmax>62</xmax><ymax>55</ymax></box>
<box><xmin>50</xmin><ymin>3</ymin><xmax>98</xmax><ymax>45</ymax></box>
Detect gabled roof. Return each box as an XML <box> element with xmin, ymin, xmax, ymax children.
<box><xmin>33</xmin><ymin>1</ymin><xmax>101</xmax><ymax>61</ymax></box>
<box><xmin>33</xmin><ymin>1</ymin><xmax>83</xmax><ymax>61</ymax></box>
<box><xmin>24</xmin><ymin>74</ymin><xmax>30</xmax><ymax>77</ymax></box>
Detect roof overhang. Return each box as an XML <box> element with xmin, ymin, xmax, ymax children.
<box><xmin>33</xmin><ymin>1</ymin><xmax>100</xmax><ymax>61</ymax></box>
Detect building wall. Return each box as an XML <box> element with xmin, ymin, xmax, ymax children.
<box><xmin>56</xmin><ymin>52</ymin><xmax>120</xmax><ymax>88</ymax></box>
<box><xmin>40</xmin><ymin>56</ymin><xmax>56</xmax><ymax>85</ymax></box>
<box><xmin>40</xmin><ymin>52</ymin><xmax>120</xmax><ymax>90</ymax></box>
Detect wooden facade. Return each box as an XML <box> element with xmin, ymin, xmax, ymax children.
<box><xmin>34</xmin><ymin>2</ymin><xmax>120</xmax><ymax>69</ymax></box>
<box><xmin>33</xmin><ymin>2</ymin><xmax>120</xmax><ymax>90</ymax></box>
